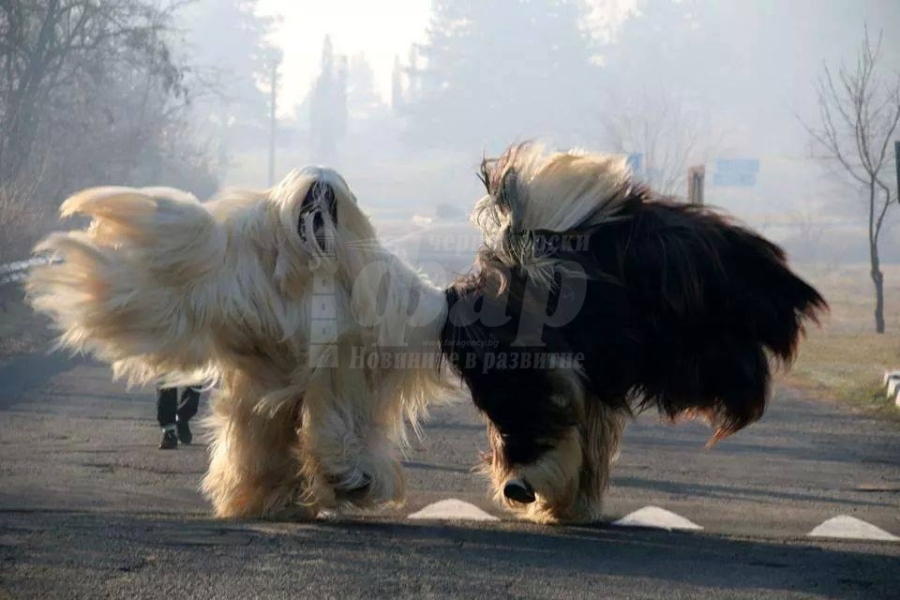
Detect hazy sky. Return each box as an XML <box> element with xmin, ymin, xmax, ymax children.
<box><xmin>257</xmin><ymin>0</ymin><xmax>634</xmax><ymax>116</ymax></box>
<box><xmin>257</xmin><ymin>0</ymin><xmax>432</xmax><ymax>115</ymax></box>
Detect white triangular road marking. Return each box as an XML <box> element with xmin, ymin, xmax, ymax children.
<box><xmin>809</xmin><ymin>516</ymin><xmax>899</xmax><ymax>541</ymax></box>
<box><xmin>408</xmin><ymin>499</ymin><xmax>500</xmax><ymax>521</ymax></box>
<box><xmin>613</xmin><ymin>506</ymin><xmax>703</xmax><ymax>531</ymax></box>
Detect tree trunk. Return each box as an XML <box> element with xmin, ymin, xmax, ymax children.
<box><xmin>0</xmin><ymin>1</ymin><xmax>59</xmax><ymax>181</ymax></box>
<box><xmin>866</xmin><ymin>177</ymin><xmax>886</xmax><ymax>334</ymax></box>
<box><xmin>870</xmin><ymin>246</ymin><xmax>885</xmax><ymax>334</ymax></box>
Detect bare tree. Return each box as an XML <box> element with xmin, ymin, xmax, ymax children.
<box><xmin>0</xmin><ymin>1</ymin><xmax>187</xmax><ymax>183</ymax></box>
<box><xmin>601</xmin><ymin>90</ymin><xmax>721</xmax><ymax>196</ymax></box>
<box><xmin>0</xmin><ymin>1</ymin><xmax>221</xmax><ymax>264</ymax></box>
<box><xmin>800</xmin><ymin>26</ymin><xmax>900</xmax><ymax>333</ymax></box>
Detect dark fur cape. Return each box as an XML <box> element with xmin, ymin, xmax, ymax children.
<box><xmin>442</xmin><ymin>176</ymin><xmax>827</xmax><ymax>463</ymax></box>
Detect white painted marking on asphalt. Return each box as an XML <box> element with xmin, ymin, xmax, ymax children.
<box><xmin>613</xmin><ymin>506</ymin><xmax>703</xmax><ymax>531</ymax></box>
<box><xmin>809</xmin><ymin>516</ymin><xmax>899</xmax><ymax>541</ymax></box>
<box><xmin>408</xmin><ymin>499</ymin><xmax>500</xmax><ymax>521</ymax></box>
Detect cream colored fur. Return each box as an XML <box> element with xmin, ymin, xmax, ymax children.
<box><xmin>474</xmin><ymin>143</ymin><xmax>632</xmax><ymax>249</ymax></box>
<box><xmin>27</xmin><ymin>167</ymin><xmax>452</xmax><ymax>520</ymax></box>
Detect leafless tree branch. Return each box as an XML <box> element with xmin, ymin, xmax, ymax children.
<box><xmin>798</xmin><ymin>24</ymin><xmax>900</xmax><ymax>333</ymax></box>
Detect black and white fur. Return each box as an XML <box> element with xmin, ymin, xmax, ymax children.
<box><xmin>441</xmin><ymin>143</ymin><xmax>828</xmax><ymax>523</ymax></box>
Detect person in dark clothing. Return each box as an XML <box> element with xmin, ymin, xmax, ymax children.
<box><xmin>157</xmin><ymin>385</ymin><xmax>202</xmax><ymax>449</ymax></box>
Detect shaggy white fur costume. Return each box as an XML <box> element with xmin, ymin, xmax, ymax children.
<box><xmin>27</xmin><ymin>167</ymin><xmax>450</xmax><ymax>519</ymax></box>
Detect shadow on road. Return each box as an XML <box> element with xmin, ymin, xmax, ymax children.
<box><xmin>1</xmin><ymin>512</ymin><xmax>895</xmax><ymax>599</ymax></box>
<box><xmin>0</xmin><ymin>350</ymin><xmax>88</xmax><ymax>410</ymax></box>
<box><xmin>612</xmin><ymin>475</ymin><xmax>895</xmax><ymax>509</ymax></box>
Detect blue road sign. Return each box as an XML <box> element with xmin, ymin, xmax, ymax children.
<box><xmin>626</xmin><ymin>153</ymin><xmax>643</xmax><ymax>175</ymax></box>
<box><xmin>714</xmin><ymin>159</ymin><xmax>760</xmax><ymax>187</ymax></box>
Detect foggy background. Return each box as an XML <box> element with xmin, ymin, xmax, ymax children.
<box><xmin>1</xmin><ymin>0</ymin><xmax>899</xmax><ymax>269</ymax></box>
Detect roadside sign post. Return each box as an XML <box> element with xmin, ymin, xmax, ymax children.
<box><xmin>687</xmin><ymin>166</ymin><xmax>705</xmax><ymax>205</ymax></box>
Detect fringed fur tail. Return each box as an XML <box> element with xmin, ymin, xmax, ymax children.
<box><xmin>616</xmin><ymin>201</ymin><xmax>829</xmax><ymax>441</ymax></box>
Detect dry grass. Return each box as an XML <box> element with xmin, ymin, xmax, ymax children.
<box><xmin>780</xmin><ymin>262</ymin><xmax>900</xmax><ymax>422</ymax></box>
<box><xmin>0</xmin><ymin>293</ymin><xmax>55</xmax><ymax>366</ymax></box>
<box><xmin>0</xmin><ymin>182</ymin><xmax>59</xmax><ymax>364</ymax></box>
<box><xmin>0</xmin><ymin>181</ymin><xmax>52</xmax><ymax>265</ymax></box>
<box><xmin>0</xmin><ymin>175</ymin><xmax>87</xmax><ymax>363</ymax></box>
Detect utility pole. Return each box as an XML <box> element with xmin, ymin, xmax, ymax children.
<box><xmin>268</xmin><ymin>58</ymin><xmax>280</xmax><ymax>187</ymax></box>
<box><xmin>687</xmin><ymin>165</ymin><xmax>705</xmax><ymax>205</ymax></box>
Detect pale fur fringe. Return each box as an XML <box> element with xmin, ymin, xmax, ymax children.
<box><xmin>473</xmin><ymin>143</ymin><xmax>633</xmax><ymax>237</ymax></box>
<box><xmin>472</xmin><ymin>144</ymin><xmax>633</xmax><ymax>290</ymax></box>
<box><xmin>26</xmin><ymin>166</ymin><xmax>455</xmax><ymax>518</ymax></box>
<box><xmin>483</xmin><ymin>401</ymin><xmax>627</xmax><ymax>525</ymax></box>
<box><xmin>28</xmin><ymin>185</ymin><xmax>226</xmax><ymax>387</ymax></box>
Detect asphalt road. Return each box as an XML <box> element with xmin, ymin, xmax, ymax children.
<box><xmin>0</xmin><ymin>352</ymin><xmax>898</xmax><ymax>600</ymax></box>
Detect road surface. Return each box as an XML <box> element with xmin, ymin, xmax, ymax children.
<box><xmin>0</xmin><ymin>352</ymin><xmax>898</xmax><ymax>599</ymax></box>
